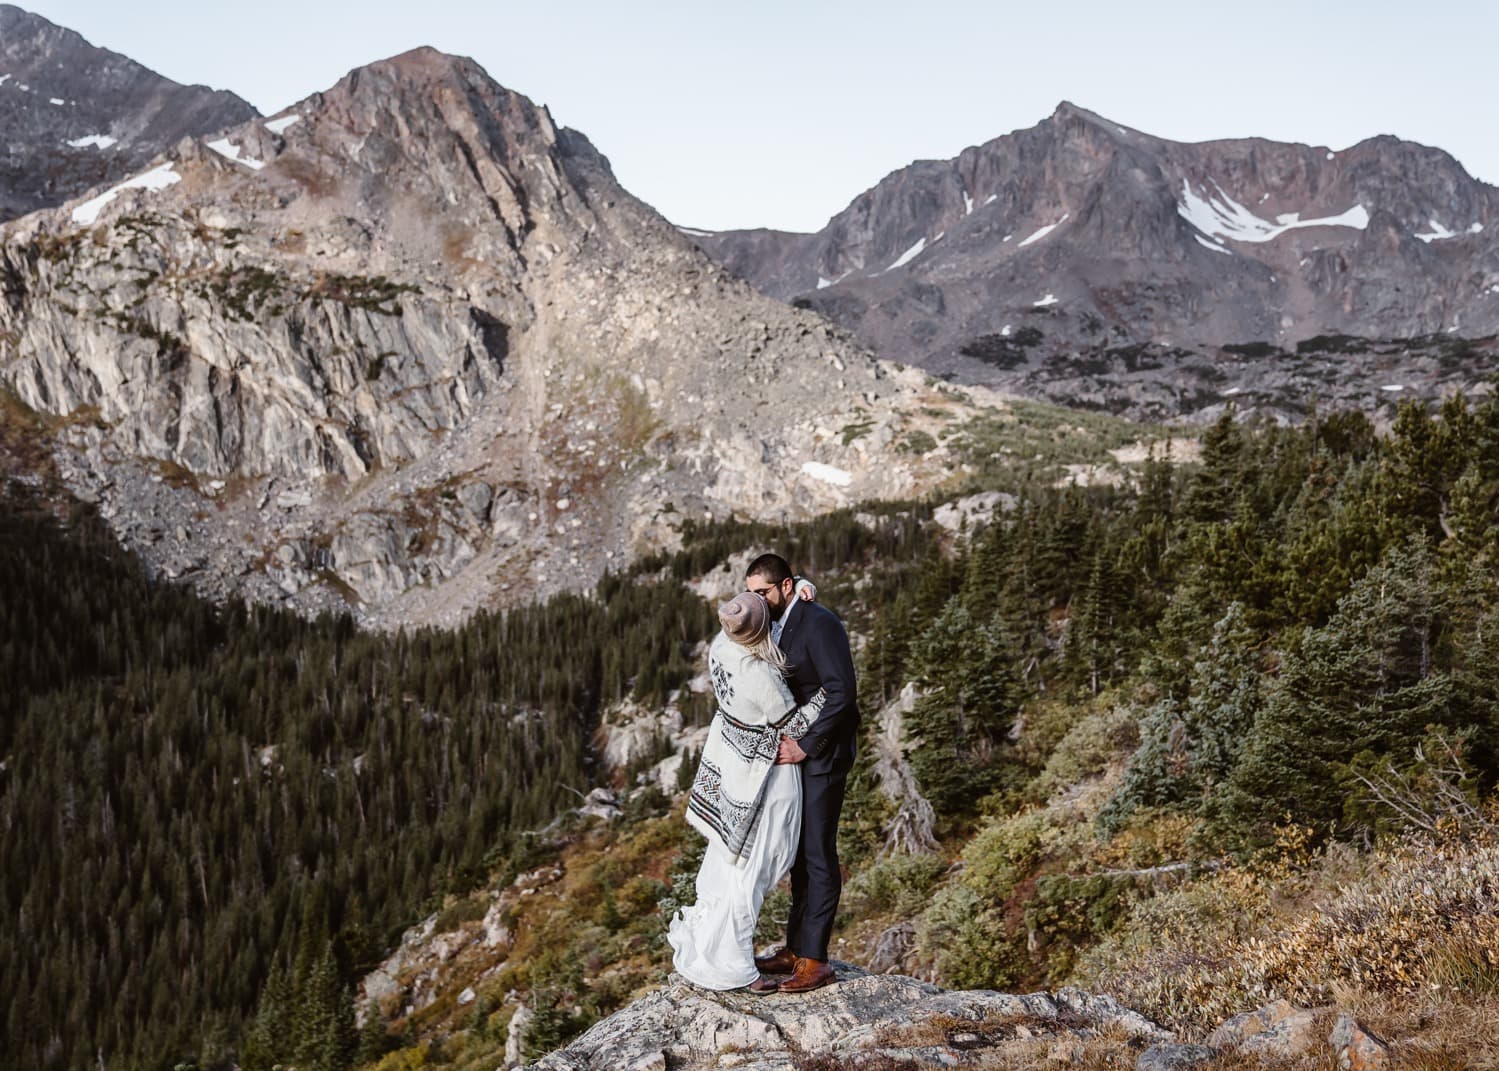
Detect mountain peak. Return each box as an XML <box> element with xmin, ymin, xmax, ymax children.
<box><xmin>1038</xmin><ymin>101</ymin><xmax>1142</xmax><ymax>152</ymax></box>
<box><xmin>693</xmin><ymin>101</ymin><xmax>1499</xmax><ymax>419</ymax></box>
<box><xmin>1047</xmin><ymin>100</ymin><xmax>1120</xmax><ymax>131</ymax></box>
<box><xmin>342</xmin><ymin>45</ymin><xmax>488</xmax><ymax>90</ymax></box>
<box><xmin>305</xmin><ymin>45</ymin><xmax>557</xmax><ymax>158</ymax></box>
<box><xmin>0</xmin><ymin>2</ymin><xmax>257</xmax><ymax>221</ymax></box>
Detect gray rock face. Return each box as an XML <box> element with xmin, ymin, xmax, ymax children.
<box><xmin>0</xmin><ymin>46</ymin><xmax>970</xmax><ymax>628</ymax></box>
<box><xmin>522</xmin><ymin>967</ymin><xmax>1169</xmax><ymax>1070</ymax></box>
<box><xmin>0</xmin><ymin>4</ymin><xmax>258</xmax><ymax>222</ymax></box>
<box><xmin>693</xmin><ymin>102</ymin><xmax>1499</xmax><ymax>422</ymax></box>
<box><xmin>1207</xmin><ymin>998</ymin><xmax>1324</xmax><ymax>1055</ymax></box>
<box><xmin>1136</xmin><ymin>1043</ymin><xmax>1218</xmax><ymax>1071</ymax></box>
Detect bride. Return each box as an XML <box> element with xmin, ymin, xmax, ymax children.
<box><xmin>667</xmin><ymin>587</ymin><xmax>824</xmax><ymax>991</ymax></box>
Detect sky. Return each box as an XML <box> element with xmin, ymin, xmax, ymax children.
<box><xmin>19</xmin><ymin>0</ymin><xmax>1499</xmax><ymax>233</ymax></box>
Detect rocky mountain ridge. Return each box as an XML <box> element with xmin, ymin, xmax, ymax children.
<box><xmin>0</xmin><ymin>44</ymin><xmax>982</xmax><ymax>627</ymax></box>
<box><xmin>693</xmin><ymin>103</ymin><xmax>1499</xmax><ymax>421</ymax></box>
<box><xmin>0</xmin><ymin>4</ymin><xmax>258</xmax><ymax>222</ymax></box>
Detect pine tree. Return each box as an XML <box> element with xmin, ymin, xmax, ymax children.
<box><xmin>1100</xmin><ymin>602</ymin><xmax>1262</xmax><ymax>832</ymax></box>
<box><xmin>240</xmin><ymin>961</ymin><xmax>292</xmax><ymax>1071</ymax></box>
<box><xmin>1211</xmin><ymin>538</ymin><xmax>1456</xmax><ymax>845</ymax></box>
<box><xmin>904</xmin><ymin>603</ymin><xmax>1021</xmax><ymax>815</ymax></box>
<box><xmin>1068</xmin><ymin>549</ymin><xmax>1126</xmax><ymax>695</ymax></box>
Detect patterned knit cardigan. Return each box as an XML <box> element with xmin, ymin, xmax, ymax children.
<box><xmin>686</xmin><ymin>631</ymin><xmax>826</xmax><ymax>859</ymax></box>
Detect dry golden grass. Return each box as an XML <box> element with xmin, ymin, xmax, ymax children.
<box><xmin>1074</xmin><ymin>823</ymin><xmax>1499</xmax><ymax>1061</ymax></box>
<box><xmin>1326</xmin><ymin>985</ymin><xmax>1499</xmax><ymax>1070</ymax></box>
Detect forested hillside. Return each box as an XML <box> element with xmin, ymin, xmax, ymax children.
<box><xmin>5</xmin><ymin>386</ymin><xmax>1499</xmax><ymax>1071</ymax></box>
<box><xmin>341</xmin><ymin>392</ymin><xmax>1499</xmax><ymax>1071</ymax></box>
<box><xmin>0</xmin><ymin>486</ymin><xmax>716</xmax><ymax>1070</ymax></box>
<box><xmin>0</xmin><ymin>478</ymin><xmax>928</xmax><ymax>1071</ymax></box>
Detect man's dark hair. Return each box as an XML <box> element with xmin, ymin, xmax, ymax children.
<box><xmin>745</xmin><ymin>552</ymin><xmax>793</xmax><ymax>584</ymax></box>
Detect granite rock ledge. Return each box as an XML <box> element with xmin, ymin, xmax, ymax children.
<box><xmin>522</xmin><ymin>962</ymin><xmax>1169</xmax><ymax>1071</ymax></box>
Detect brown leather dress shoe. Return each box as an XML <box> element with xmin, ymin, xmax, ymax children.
<box><xmin>778</xmin><ymin>957</ymin><xmax>836</xmax><ymax>993</ymax></box>
<box><xmin>753</xmin><ymin>946</ymin><xmax>799</xmax><ymax>974</ymax></box>
<box><xmin>746</xmin><ymin>974</ymin><xmax>781</xmax><ymax>994</ymax></box>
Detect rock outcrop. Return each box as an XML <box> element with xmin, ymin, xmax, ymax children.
<box><xmin>693</xmin><ymin>103</ymin><xmax>1499</xmax><ymax>421</ymax></box>
<box><xmin>0</xmin><ymin>4</ymin><xmax>257</xmax><ymax>222</ymax></box>
<box><xmin>0</xmin><ymin>45</ymin><xmax>979</xmax><ymax>627</ymax></box>
<box><xmin>522</xmin><ymin>964</ymin><xmax>1169</xmax><ymax>1071</ymax></box>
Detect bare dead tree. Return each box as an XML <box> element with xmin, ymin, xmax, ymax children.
<box><xmin>1351</xmin><ymin>736</ymin><xmax>1488</xmax><ymax>836</ymax></box>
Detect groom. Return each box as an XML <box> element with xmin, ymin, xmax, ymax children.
<box><xmin>744</xmin><ymin>552</ymin><xmax>860</xmax><ymax>993</ymax></box>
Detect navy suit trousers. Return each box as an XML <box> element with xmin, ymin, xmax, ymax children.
<box><xmin>787</xmin><ymin>767</ymin><xmax>848</xmax><ymax>962</ymax></box>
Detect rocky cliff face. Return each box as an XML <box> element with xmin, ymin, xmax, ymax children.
<box><xmin>0</xmin><ymin>4</ymin><xmax>258</xmax><ymax>222</ymax></box>
<box><xmin>693</xmin><ymin>103</ymin><xmax>1499</xmax><ymax>421</ymax></box>
<box><xmin>0</xmin><ymin>46</ymin><xmax>975</xmax><ymax>627</ymax></box>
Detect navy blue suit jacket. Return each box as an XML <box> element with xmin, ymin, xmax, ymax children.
<box><xmin>778</xmin><ymin>599</ymin><xmax>860</xmax><ymax>777</ymax></box>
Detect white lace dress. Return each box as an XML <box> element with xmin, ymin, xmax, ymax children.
<box><xmin>667</xmin><ymin>761</ymin><xmax>801</xmax><ymax>989</ymax></box>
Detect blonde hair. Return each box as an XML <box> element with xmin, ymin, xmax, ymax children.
<box><xmin>747</xmin><ymin>634</ymin><xmax>789</xmax><ymax>674</ymax></box>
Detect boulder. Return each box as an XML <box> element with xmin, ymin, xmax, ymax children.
<box><xmin>1208</xmin><ymin>998</ymin><xmax>1322</xmax><ymax>1057</ymax></box>
<box><xmin>932</xmin><ymin>491</ymin><xmax>1017</xmax><ymax>533</ymax></box>
<box><xmin>1330</xmin><ymin>1013</ymin><xmax>1390</xmax><ymax>1071</ymax></box>
<box><xmin>505</xmin><ymin>1002</ymin><xmax>533</xmax><ymax>1067</ymax></box>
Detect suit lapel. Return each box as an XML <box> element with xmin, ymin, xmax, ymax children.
<box><xmin>779</xmin><ymin>599</ymin><xmax>804</xmax><ymax>652</ymax></box>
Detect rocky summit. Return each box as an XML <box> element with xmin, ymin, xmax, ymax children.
<box><xmin>0</xmin><ymin>45</ymin><xmax>973</xmax><ymax>627</ymax></box>
<box><xmin>693</xmin><ymin>102</ymin><xmax>1499</xmax><ymax>421</ymax></box>
<box><xmin>0</xmin><ymin>4</ymin><xmax>257</xmax><ymax>222</ymax></box>
<box><xmin>521</xmin><ymin>965</ymin><xmax>1170</xmax><ymax>1071</ymax></box>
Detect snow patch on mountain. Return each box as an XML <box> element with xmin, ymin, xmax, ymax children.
<box><xmin>1196</xmin><ymin>236</ymin><xmax>1232</xmax><ymax>255</ymax></box>
<box><xmin>207</xmin><ymin>138</ymin><xmax>265</xmax><ymax>170</ymax></box>
<box><xmin>1416</xmin><ymin>220</ymin><xmax>1456</xmax><ymax>242</ymax></box>
<box><xmin>886</xmin><ymin>237</ymin><xmax>926</xmax><ymax>271</ymax></box>
<box><xmin>66</xmin><ymin>134</ymin><xmax>117</xmax><ymax>150</ymax></box>
<box><xmin>265</xmin><ymin>113</ymin><xmax>302</xmax><ymax>134</ymax></box>
<box><xmin>801</xmin><ymin>462</ymin><xmax>852</xmax><ymax>487</ymax></box>
<box><xmin>1033</xmin><ymin>294</ymin><xmax>1058</xmax><ymax>307</ymax></box>
<box><xmin>1178</xmin><ymin>180</ymin><xmax>1368</xmax><ymax>244</ymax></box>
<box><xmin>1019</xmin><ymin>214</ymin><xmax>1069</xmax><ymax>248</ymax></box>
<box><xmin>1416</xmin><ymin>220</ymin><xmax>1483</xmax><ymax>243</ymax></box>
<box><xmin>71</xmin><ymin>162</ymin><xmax>181</xmax><ymax>224</ymax></box>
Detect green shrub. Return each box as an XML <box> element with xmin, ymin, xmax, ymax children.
<box><xmin>843</xmin><ymin>853</ymin><xmax>947</xmax><ymax>917</ymax></box>
<box><xmin>1023</xmin><ymin>872</ymin><xmax>1146</xmax><ymax>982</ymax></box>
<box><xmin>960</xmin><ymin>810</ymin><xmax>1049</xmax><ymax>902</ymax></box>
<box><xmin>899</xmin><ymin>430</ymin><xmax>938</xmax><ymax>455</ymax></box>
<box><xmin>1027</xmin><ymin>705</ymin><xmax>1138</xmax><ymax>803</ymax></box>
<box><xmin>434</xmin><ymin>898</ymin><xmax>488</xmax><ymax>934</ymax></box>
<box><xmin>917</xmin><ymin>884</ymin><xmax>1024</xmax><ymax>989</ymax></box>
<box><xmin>616</xmin><ymin>876</ymin><xmax>669</xmax><ymax>919</ymax></box>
